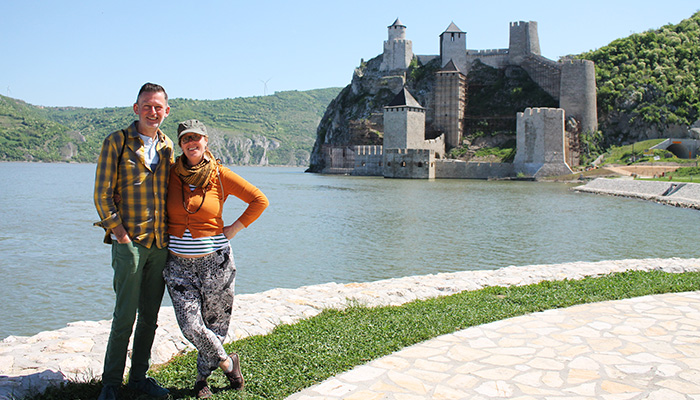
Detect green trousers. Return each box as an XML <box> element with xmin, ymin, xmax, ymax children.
<box><xmin>102</xmin><ymin>241</ymin><xmax>167</xmax><ymax>386</ymax></box>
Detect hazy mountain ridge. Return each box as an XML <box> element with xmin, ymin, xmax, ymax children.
<box><xmin>0</xmin><ymin>87</ymin><xmax>341</xmax><ymax>165</ymax></box>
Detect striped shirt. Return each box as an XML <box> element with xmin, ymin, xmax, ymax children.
<box><xmin>93</xmin><ymin>122</ymin><xmax>174</xmax><ymax>248</ymax></box>
<box><xmin>169</xmin><ymin>229</ymin><xmax>230</xmax><ymax>256</ymax></box>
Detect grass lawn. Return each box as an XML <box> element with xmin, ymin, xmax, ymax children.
<box><xmin>27</xmin><ymin>269</ymin><xmax>700</xmax><ymax>400</ymax></box>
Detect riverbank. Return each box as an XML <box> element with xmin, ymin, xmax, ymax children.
<box><xmin>573</xmin><ymin>177</ymin><xmax>700</xmax><ymax>209</ymax></box>
<box><xmin>2</xmin><ymin>258</ymin><xmax>700</xmax><ymax>399</ymax></box>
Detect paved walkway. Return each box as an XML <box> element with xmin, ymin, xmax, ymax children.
<box><xmin>287</xmin><ymin>291</ymin><xmax>700</xmax><ymax>400</ymax></box>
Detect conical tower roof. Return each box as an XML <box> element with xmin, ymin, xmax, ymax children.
<box><xmin>440</xmin><ymin>59</ymin><xmax>461</xmax><ymax>73</ymax></box>
<box><xmin>386</xmin><ymin>87</ymin><xmax>423</xmax><ymax>109</ymax></box>
<box><xmin>443</xmin><ymin>21</ymin><xmax>464</xmax><ymax>33</ymax></box>
<box><xmin>389</xmin><ymin>18</ymin><xmax>406</xmax><ymax>28</ymax></box>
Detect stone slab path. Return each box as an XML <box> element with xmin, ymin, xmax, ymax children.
<box><xmin>287</xmin><ymin>291</ymin><xmax>700</xmax><ymax>400</ymax></box>
<box><xmin>1</xmin><ymin>258</ymin><xmax>699</xmax><ymax>400</ymax></box>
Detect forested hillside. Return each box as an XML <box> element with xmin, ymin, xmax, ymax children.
<box><xmin>0</xmin><ymin>88</ymin><xmax>341</xmax><ymax>165</ymax></box>
<box><xmin>580</xmin><ymin>11</ymin><xmax>700</xmax><ymax>146</ymax></box>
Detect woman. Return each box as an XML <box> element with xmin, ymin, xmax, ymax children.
<box><xmin>164</xmin><ymin>119</ymin><xmax>268</xmax><ymax>398</ymax></box>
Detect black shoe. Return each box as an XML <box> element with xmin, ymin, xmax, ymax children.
<box><xmin>98</xmin><ymin>384</ymin><xmax>119</xmax><ymax>400</ymax></box>
<box><xmin>127</xmin><ymin>376</ymin><xmax>169</xmax><ymax>397</ymax></box>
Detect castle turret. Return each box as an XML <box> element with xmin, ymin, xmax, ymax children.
<box><xmin>440</xmin><ymin>22</ymin><xmax>468</xmax><ymax>74</ymax></box>
<box><xmin>559</xmin><ymin>59</ymin><xmax>598</xmax><ymax>134</ymax></box>
<box><xmin>383</xmin><ymin>87</ymin><xmax>426</xmax><ymax>149</ymax></box>
<box><xmin>380</xmin><ymin>18</ymin><xmax>413</xmax><ymax>71</ymax></box>
<box><xmin>508</xmin><ymin>21</ymin><xmax>540</xmax><ymax>64</ymax></box>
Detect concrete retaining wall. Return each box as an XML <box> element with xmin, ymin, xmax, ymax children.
<box><xmin>573</xmin><ymin>178</ymin><xmax>700</xmax><ymax>209</ymax></box>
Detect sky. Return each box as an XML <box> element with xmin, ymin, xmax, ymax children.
<box><xmin>1</xmin><ymin>0</ymin><xmax>698</xmax><ymax>109</ymax></box>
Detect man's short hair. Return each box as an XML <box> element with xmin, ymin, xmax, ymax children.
<box><xmin>136</xmin><ymin>82</ymin><xmax>168</xmax><ymax>103</ymax></box>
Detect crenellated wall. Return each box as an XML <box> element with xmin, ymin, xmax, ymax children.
<box><xmin>353</xmin><ymin>145</ymin><xmax>384</xmax><ymax>176</ymax></box>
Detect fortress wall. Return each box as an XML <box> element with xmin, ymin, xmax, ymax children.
<box><xmin>519</xmin><ymin>54</ymin><xmax>561</xmax><ymax>100</ymax></box>
<box><xmin>424</xmin><ymin>134</ymin><xmax>446</xmax><ymax>158</ymax></box>
<box><xmin>560</xmin><ymin>59</ymin><xmax>598</xmax><ymax>134</ymax></box>
<box><xmin>434</xmin><ymin>159</ymin><xmax>515</xmax><ymax>179</ymax></box>
<box><xmin>466</xmin><ymin>49</ymin><xmax>510</xmax><ymax>69</ymax></box>
<box><xmin>417</xmin><ymin>55</ymin><xmax>439</xmax><ymax>65</ymax></box>
<box><xmin>320</xmin><ymin>145</ymin><xmax>356</xmax><ymax>174</ymax></box>
<box><xmin>384</xmin><ymin>149</ymin><xmax>435</xmax><ymax>179</ymax></box>
<box><xmin>353</xmin><ymin>145</ymin><xmax>383</xmax><ymax>176</ymax></box>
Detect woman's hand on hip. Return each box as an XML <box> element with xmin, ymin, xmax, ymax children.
<box><xmin>223</xmin><ymin>220</ymin><xmax>246</xmax><ymax>240</ymax></box>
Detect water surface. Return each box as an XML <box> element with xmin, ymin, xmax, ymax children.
<box><xmin>1</xmin><ymin>163</ymin><xmax>698</xmax><ymax>338</ymax></box>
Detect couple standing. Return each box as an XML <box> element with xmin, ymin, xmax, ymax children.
<box><xmin>93</xmin><ymin>83</ymin><xmax>269</xmax><ymax>399</ymax></box>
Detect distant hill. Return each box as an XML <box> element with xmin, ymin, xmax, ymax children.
<box><xmin>0</xmin><ymin>87</ymin><xmax>341</xmax><ymax>165</ymax></box>
<box><xmin>579</xmin><ymin>11</ymin><xmax>700</xmax><ymax>147</ymax></box>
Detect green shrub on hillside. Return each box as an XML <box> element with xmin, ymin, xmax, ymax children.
<box><xmin>580</xmin><ymin>11</ymin><xmax>700</xmax><ymax>143</ymax></box>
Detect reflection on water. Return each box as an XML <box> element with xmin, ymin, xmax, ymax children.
<box><xmin>1</xmin><ymin>163</ymin><xmax>699</xmax><ymax>338</ymax></box>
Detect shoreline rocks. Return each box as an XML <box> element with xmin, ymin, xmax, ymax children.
<box><xmin>2</xmin><ymin>257</ymin><xmax>700</xmax><ymax>399</ymax></box>
<box><xmin>573</xmin><ymin>177</ymin><xmax>700</xmax><ymax>209</ymax></box>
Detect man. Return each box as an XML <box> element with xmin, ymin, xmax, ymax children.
<box><xmin>93</xmin><ymin>83</ymin><xmax>174</xmax><ymax>400</ymax></box>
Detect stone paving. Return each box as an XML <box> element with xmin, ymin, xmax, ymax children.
<box><xmin>287</xmin><ymin>291</ymin><xmax>700</xmax><ymax>400</ymax></box>
<box><xmin>1</xmin><ymin>257</ymin><xmax>699</xmax><ymax>399</ymax></box>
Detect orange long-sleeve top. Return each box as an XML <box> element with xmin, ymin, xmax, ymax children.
<box><xmin>167</xmin><ymin>165</ymin><xmax>269</xmax><ymax>238</ymax></box>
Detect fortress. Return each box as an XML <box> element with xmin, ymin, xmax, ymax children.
<box><xmin>315</xmin><ymin>19</ymin><xmax>598</xmax><ymax>179</ymax></box>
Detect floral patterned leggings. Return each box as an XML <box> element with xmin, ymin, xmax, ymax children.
<box><xmin>164</xmin><ymin>245</ymin><xmax>236</xmax><ymax>378</ymax></box>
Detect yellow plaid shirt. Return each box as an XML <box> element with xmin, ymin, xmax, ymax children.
<box><xmin>93</xmin><ymin>122</ymin><xmax>174</xmax><ymax>248</ymax></box>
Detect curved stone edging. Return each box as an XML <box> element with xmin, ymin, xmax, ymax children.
<box><xmin>573</xmin><ymin>177</ymin><xmax>700</xmax><ymax>209</ymax></box>
<box><xmin>1</xmin><ymin>257</ymin><xmax>699</xmax><ymax>399</ymax></box>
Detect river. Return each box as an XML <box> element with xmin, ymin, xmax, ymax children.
<box><xmin>1</xmin><ymin>162</ymin><xmax>699</xmax><ymax>339</ymax></box>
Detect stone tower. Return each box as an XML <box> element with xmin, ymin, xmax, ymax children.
<box><xmin>508</xmin><ymin>21</ymin><xmax>540</xmax><ymax>64</ymax></box>
<box><xmin>440</xmin><ymin>22</ymin><xmax>467</xmax><ymax>74</ymax></box>
<box><xmin>560</xmin><ymin>59</ymin><xmax>598</xmax><ymax>134</ymax></box>
<box><xmin>383</xmin><ymin>87</ymin><xmax>426</xmax><ymax>149</ymax></box>
<box><xmin>514</xmin><ymin>108</ymin><xmax>573</xmax><ymax>178</ymax></box>
<box><xmin>434</xmin><ymin>60</ymin><xmax>467</xmax><ymax>149</ymax></box>
<box><xmin>380</xmin><ymin>18</ymin><xmax>413</xmax><ymax>71</ymax></box>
